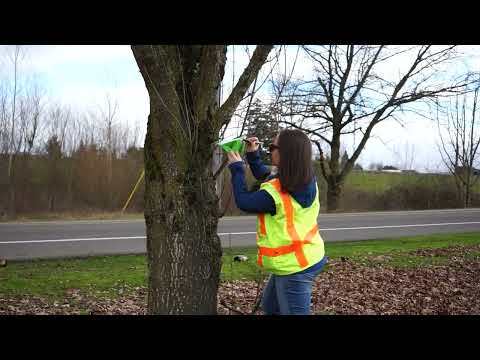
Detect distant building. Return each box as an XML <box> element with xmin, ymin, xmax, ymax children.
<box><xmin>381</xmin><ymin>169</ymin><xmax>402</xmax><ymax>173</ymax></box>
<box><xmin>382</xmin><ymin>165</ymin><xmax>399</xmax><ymax>171</ymax></box>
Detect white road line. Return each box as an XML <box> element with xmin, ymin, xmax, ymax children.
<box><xmin>321</xmin><ymin>221</ymin><xmax>480</xmax><ymax>231</ymax></box>
<box><xmin>1</xmin><ymin>221</ymin><xmax>480</xmax><ymax>244</ymax></box>
<box><xmin>221</xmin><ymin>221</ymin><xmax>480</xmax><ymax>235</ymax></box>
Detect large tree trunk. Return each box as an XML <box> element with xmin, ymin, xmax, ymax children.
<box><xmin>326</xmin><ymin>179</ymin><xmax>343</xmax><ymax>212</ymax></box>
<box><xmin>453</xmin><ymin>178</ymin><xmax>463</xmax><ymax>208</ymax></box>
<box><xmin>133</xmin><ymin>46</ymin><xmax>225</xmax><ymax>314</ymax></box>
<box><xmin>326</xmin><ymin>131</ymin><xmax>343</xmax><ymax>212</ymax></box>
<box><xmin>143</xmin><ymin>113</ymin><xmax>222</xmax><ymax>314</ymax></box>
<box><xmin>132</xmin><ymin>45</ymin><xmax>272</xmax><ymax>314</ymax></box>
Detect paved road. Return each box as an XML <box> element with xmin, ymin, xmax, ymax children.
<box><xmin>1</xmin><ymin>208</ymin><xmax>480</xmax><ymax>260</ymax></box>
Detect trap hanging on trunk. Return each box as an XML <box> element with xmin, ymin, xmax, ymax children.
<box><xmin>218</xmin><ymin>138</ymin><xmax>246</xmax><ymax>154</ymax></box>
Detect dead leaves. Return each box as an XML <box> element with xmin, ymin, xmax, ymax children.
<box><xmin>0</xmin><ymin>287</ymin><xmax>149</xmax><ymax>315</ymax></box>
<box><xmin>309</xmin><ymin>245</ymin><xmax>480</xmax><ymax>315</ymax></box>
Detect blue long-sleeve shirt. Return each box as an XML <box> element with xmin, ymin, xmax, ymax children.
<box><xmin>228</xmin><ymin>150</ymin><xmax>317</xmax><ymax>215</ymax></box>
<box><xmin>245</xmin><ymin>149</ymin><xmax>271</xmax><ymax>181</ymax></box>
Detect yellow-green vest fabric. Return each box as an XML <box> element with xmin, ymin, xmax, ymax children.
<box><xmin>256</xmin><ymin>178</ymin><xmax>325</xmax><ymax>275</ymax></box>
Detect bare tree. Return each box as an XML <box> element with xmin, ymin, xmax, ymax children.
<box><xmin>5</xmin><ymin>46</ymin><xmax>25</xmax><ymax>218</ymax></box>
<box><xmin>1</xmin><ymin>46</ymin><xmax>46</xmax><ymax>215</ymax></box>
<box><xmin>0</xmin><ymin>83</ymin><xmax>9</xmax><ymax>216</ymax></box>
<box><xmin>273</xmin><ymin>45</ymin><xmax>470</xmax><ymax>211</ymax></box>
<box><xmin>44</xmin><ymin>103</ymin><xmax>72</xmax><ymax>211</ymax></box>
<box><xmin>436</xmin><ymin>86</ymin><xmax>480</xmax><ymax>207</ymax></box>
<box><xmin>118</xmin><ymin>119</ymin><xmax>141</xmax><ymax>156</ymax></box>
<box><xmin>401</xmin><ymin>142</ymin><xmax>416</xmax><ymax>171</ymax></box>
<box><xmin>131</xmin><ymin>45</ymin><xmax>273</xmax><ymax>314</ymax></box>
<box><xmin>392</xmin><ymin>141</ymin><xmax>416</xmax><ymax>170</ymax></box>
<box><xmin>0</xmin><ymin>83</ymin><xmax>10</xmax><ymax>155</ymax></box>
<box><xmin>16</xmin><ymin>81</ymin><xmax>46</xmax><ymax>211</ymax></box>
<box><xmin>96</xmin><ymin>93</ymin><xmax>119</xmax><ymax>211</ymax></box>
<box><xmin>46</xmin><ymin>104</ymin><xmax>73</xmax><ymax>153</ymax></box>
<box><xmin>19</xmin><ymin>81</ymin><xmax>45</xmax><ymax>156</ymax></box>
<box><xmin>64</xmin><ymin>109</ymin><xmax>83</xmax><ymax>208</ymax></box>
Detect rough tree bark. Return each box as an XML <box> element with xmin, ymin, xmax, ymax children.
<box><xmin>131</xmin><ymin>45</ymin><xmax>273</xmax><ymax>314</ymax></box>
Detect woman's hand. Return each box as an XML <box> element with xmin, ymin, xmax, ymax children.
<box><xmin>227</xmin><ymin>151</ymin><xmax>243</xmax><ymax>164</ymax></box>
<box><xmin>245</xmin><ymin>137</ymin><xmax>260</xmax><ymax>152</ymax></box>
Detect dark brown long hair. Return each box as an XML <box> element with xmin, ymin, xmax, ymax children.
<box><xmin>277</xmin><ymin>129</ymin><xmax>314</xmax><ymax>193</ymax></box>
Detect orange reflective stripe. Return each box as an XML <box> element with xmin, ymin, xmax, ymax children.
<box><xmin>279</xmin><ymin>191</ymin><xmax>301</xmax><ymax>241</ymax></box>
<box><xmin>257</xmin><ymin>226</ymin><xmax>318</xmax><ymax>268</ymax></box>
<box><xmin>276</xmin><ymin>179</ymin><xmax>308</xmax><ymax>267</ymax></box>
<box><xmin>269</xmin><ymin>178</ymin><xmax>282</xmax><ymax>192</ymax></box>
<box><xmin>293</xmin><ymin>242</ymin><xmax>308</xmax><ymax>268</ymax></box>
<box><xmin>270</xmin><ymin>178</ymin><xmax>302</xmax><ymax>241</ymax></box>
<box><xmin>258</xmin><ymin>213</ymin><xmax>266</xmax><ymax>236</ymax></box>
<box><xmin>257</xmin><ymin>253</ymin><xmax>263</xmax><ymax>267</ymax></box>
<box><xmin>259</xmin><ymin>243</ymin><xmax>296</xmax><ymax>257</ymax></box>
<box><xmin>303</xmin><ymin>224</ymin><xmax>319</xmax><ymax>243</ymax></box>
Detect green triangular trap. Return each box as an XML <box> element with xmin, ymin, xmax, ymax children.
<box><xmin>218</xmin><ymin>138</ymin><xmax>246</xmax><ymax>154</ymax></box>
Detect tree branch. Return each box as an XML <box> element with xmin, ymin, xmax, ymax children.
<box><xmin>312</xmin><ymin>139</ymin><xmax>330</xmax><ymax>180</ymax></box>
<box><xmin>279</xmin><ymin>119</ymin><xmax>332</xmax><ymax>145</ymax></box>
<box><xmin>214</xmin><ymin>46</ymin><xmax>274</xmax><ymax>131</ymax></box>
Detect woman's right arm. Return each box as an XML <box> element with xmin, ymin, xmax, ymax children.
<box><xmin>245</xmin><ymin>137</ymin><xmax>271</xmax><ymax>181</ymax></box>
<box><xmin>228</xmin><ymin>160</ymin><xmax>276</xmax><ymax>215</ymax></box>
<box><xmin>246</xmin><ymin>150</ymin><xmax>271</xmax><ymax>181</ymax></box>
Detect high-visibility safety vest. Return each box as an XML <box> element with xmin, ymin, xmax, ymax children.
<box><xmin>256</xmin><ymin>178</ymin><xmax>325</xmax><ymax>276</ymax></box>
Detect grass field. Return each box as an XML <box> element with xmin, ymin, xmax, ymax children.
<box><xmin>331</xmin><ymin>170</ymin><xmax>480</xmax><ymax>193</ymax></box>
<box><xmin>344</xmin><ymin>171</ymin><xmax>439</xmax><ymax>192</ymax></box>
<box><xmin>1</xmin><ymin>232</ymin><xmax>479</xmax><ymax>302</ymax></box>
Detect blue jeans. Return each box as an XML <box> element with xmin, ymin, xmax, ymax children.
<box><xmin>261</xmin><ymin>256</ymin><xmax>328</xmax><ymax>315</ymax></box>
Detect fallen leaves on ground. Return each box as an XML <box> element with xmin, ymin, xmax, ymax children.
<box><xmin>310</xmin><ymin>245</ymin><xmax>480</xmax><ymax>315</ymax></box>
<box><xmin>1</xmin><ymin>245</ymin><xmax>479</xmax><ymax>315</ymax></box>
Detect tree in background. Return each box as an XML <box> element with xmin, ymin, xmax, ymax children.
<box><xmin>272</xmin><ymin>45</ymin><xmax>470</xmax><ymax>211</ymax></box>
<box><xmin>1</xmin><ymin>46</ymin><xmax>47</xmax><ymax>217</ymax></box>
<box><xmin>437</xmin><ymin>85</ymin><xmax>480</xmax><ymax>208</ymax></box>
<box><xmin>353</xmin><ymin>163</ymin><xmax>363</xmax><ymax>171</ymax></box>
<box><xmin>244</xmin><ymin>99</ymin><xmax>279</xmax><ymax>163</ymax></box>
<box><xmin>45</xmin><ymin>135</ymin><xmax>63</xmax><ymax>211</ymax></box>
<box><xmin>4</xmin><ymin>46</ymin><xmax>23</xmax><ymax>219</ymax></box>
<box><xmin>340</xmin><ymin>150</ymin><xmax>349</xmax><ymax>170</ymax></box>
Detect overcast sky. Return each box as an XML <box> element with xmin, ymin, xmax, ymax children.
<box><xmin>1</xmin><ymin>45</ymin><xmax>479</xmax><ymax>172</ymax></box>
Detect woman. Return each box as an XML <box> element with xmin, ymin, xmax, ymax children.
<box><xmin>227</xmin><ymin>129</ymin><xmax>327</xmax><ymax>315</ymax></box>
